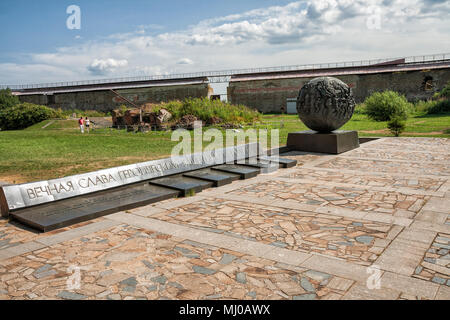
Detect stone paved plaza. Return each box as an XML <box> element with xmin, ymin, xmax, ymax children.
<box><xmin>0</xmin><ymin>137</ymin><xmax>449</xmax><ymax>300</ymax></box>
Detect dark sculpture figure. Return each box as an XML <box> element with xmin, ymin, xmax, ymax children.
<box><xmin>297</xmin><ymin>77</ymin><xmax>356</xmax><ymax>132</ymax></box>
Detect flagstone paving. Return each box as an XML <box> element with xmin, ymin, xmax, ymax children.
<box><xmin>282</xmin><ymin>168</ymin><xmax>446</xmax><ymax>192</ymax></box>
<box><xmin>413</xmin><ymin>233</ymin><xmax>450</xmax><ymax>285</ymax></box>
<box><xmin>227</xmin><ymin>180</ymin><xmax>429</xmax><ymax>218</ymax></box>
<box><xmin>151</xmin><ymin>198</ymin><xmax>395</xmax><ymax>266</ymax></box>
<box><xmin>318</xmin><ymin>157</ymin><xmax>450</xmax><ymax>176</ymax></box>
<box><xmin>0</xmin><ymin>137</ymin><xmax>449</xmax><ymax>300</ymax></box>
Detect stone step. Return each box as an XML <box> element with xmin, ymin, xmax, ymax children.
<box><xmin>236</xmin><ymin>158</ymin><xmax>279</xmax><ymax>174</ymax></box>
<box><xmin>149</xmin><ymin>175</ymin><xmax>214</xmax><ymax>197</ymax></box>
<box><xmin>211</xmin><ymin>165</ymin><xmax>260</xmax><ymax>179</ymax></box>
<box><xmin>183</xmin><ymin>169</ymin><xmax>240</xmax><ymax>187</ymax></box>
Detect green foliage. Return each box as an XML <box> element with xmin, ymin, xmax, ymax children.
<box><xmin>387</xmin><ymin>116</ymin><xmax>406</xmax><ymax>137</ymax></box>
<box><xmin>364</xmin><ymin>91</ymin><xmax>411</xmax><ymax>121</ymax></box>
<box><xmin>119</xmin><ymin>105</ymin><xmax>128</xmax><ymax>115</ymax></box>
<box><xmin>413</xmin><ymin>100</ymin><xmax>435</xmax><ymax>113</ymax></box>
<box><xmin>0</xmin><ymin>103</ymin><xmax>62</xmax><ymax>131</ymax></box>
<box><xmin>152</xmin><ymin>98</ymin><xmax>260</xmax><ymax>124</ymax></box>
<box><xmin>426</xmin><ymin>100</ymin><xmax>450</xmax><ymax>114</ymax></box>
<box><xmin>0</xmin><ymin>89</ymin><xmax>20</xmax><ymax>109</ymax></box>
<box><xmin>353</xmin><ymin>104</ymin><xmax>366</xmax><ymax>115</ymax></box>
<box><xmin>434</xmin><ymin>82</ymin><xmax>450</xmax><ymax>100</ymax></box>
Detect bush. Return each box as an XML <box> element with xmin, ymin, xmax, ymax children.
<box><xmin>0</xmin><ymin>103</ymin><xmax>62</xmax><ymax>130</ymax></box>
<box><xmin>153</xmin><ymin>98</ymin><xmax>260</xmax><ymax>125</ymax></box>
<box><xmin>434</xmin><ymin>82</ymin><xmax>450</xmax><ymax>100</ymax></box>
<box><xmin>426</xmin><ymin>100</ymin><xmax>450</xmax><ymax>114</ymax></box>
<box><xmin>0</xmin><ymin>89</ymin><xmax>20</xmax><ymax>109</ymax></box>
<box><xmin>387</xmin><ymin>116</ymin><xmax>406</xmax><ymax>137</ymax></box>
<box><xmin>364</xmin><ymin>91</ymin><xmax>411</xmax><ymax>121</ymax></box>
<box><xmin>353</xmin><ymin>104</ymin><xmax>366</xmax><ymax>115</ymax></box>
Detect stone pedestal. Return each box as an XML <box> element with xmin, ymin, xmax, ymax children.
<box><xmin>287</xmin><ymin>130</ymin><xmax>359</xmax><ymax>154</ymax></box>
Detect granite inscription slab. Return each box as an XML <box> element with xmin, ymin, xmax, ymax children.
<box><xmin>0</xmin><ymin>143</ymin><xmax>259</xmax><ymax>217</ymax></box>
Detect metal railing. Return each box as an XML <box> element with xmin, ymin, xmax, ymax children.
<box><xmin>1</xmin><ymin>53</ymin><xmax>449</xmax><ymax>90</ymax></box>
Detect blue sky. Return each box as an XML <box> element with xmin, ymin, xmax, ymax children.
<box><xmin>0</xmin><ymin>0</ymin><xmax>292</xmax><ymax>60</ymax></box>
<box><xmin>0</xmin><ymin>0</ymin><xmax>449</xmax><ymax>85</ymax></box>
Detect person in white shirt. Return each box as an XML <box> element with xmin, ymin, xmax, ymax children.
<box><xmin>85</xmin><ymin>117</ymin><xmax>91</xmax><ymax>133</ymax></box>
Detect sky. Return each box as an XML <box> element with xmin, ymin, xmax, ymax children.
<box><xmin>0</xmin><ymin>0</ymin><xmax>449</xmax><ymax>89</ymax></box>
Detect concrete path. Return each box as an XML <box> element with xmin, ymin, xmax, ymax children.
<box><xmin>0</xmin><ymin>137</ymin><xmax>449</xmax><ymax>300</ymax></box>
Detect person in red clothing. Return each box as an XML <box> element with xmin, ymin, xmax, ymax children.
<box><xmin>78</xmin><ymin>117</ymin><xmax>84</xmax><ymax>134</ymax></box>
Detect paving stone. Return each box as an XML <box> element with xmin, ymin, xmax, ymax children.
<box><xmin>304</xmin><ymin>270</ymin><xmax>331</xmax><ymax>282</ymax></box>
<box><xmin>57</xmin><ymin>291</ymin><xmax>87</xmax><ymax>300</ymax></box>
<box><xmin>147</xmin><ymin>285</ymin><xmax>158</xmax><ymax>292</ymax></box>
<box><xmin>300</xmin><ymin>277</ymin><xmax>315</xmax><ymax>293</ymax></box>
<box><xmin>34</xmin><ymin>269</ymin><xmax>57</xmax><ymax>279</ymax></box>
<box><xmin>33</xmin><ymin>264</ymin><xmax>52</xmax><ymax>275</ymax></box>
<box><xmin>431</xmin><ymin>276</ymin><xmax>446</xmax><ymax>285</ymax></box>
<box><xmin>151</xmin><ymin>275</ymin><xmax>168</xmax><ymax>284</ymax></box>
<box><xmin>219</xmin><ymin>253</ymin><xmax>236</xmax><ymax>265</ymax></box>
<box><xmin>355</xmin><ymin>236</ymin><xmax>374</xmax><ymax>245</ymax></box>
<box><xmin>192</xmin><ymin>266</ymin><xmax>216</xmax><ymax>275</ymax></box>
<box><xmin>120</xmin><ymin>277</ymin><xmax>138</xmax><ymax>292</ymax></box>
<box><xmin>236</xmin><ymin>272</ymin><xmax>247</xmax><ymax>284</ymax></box>
<box><xmin>326</xmin><ymin>277</ymin><xmax>354</xmax><ymax>291</ymax></box>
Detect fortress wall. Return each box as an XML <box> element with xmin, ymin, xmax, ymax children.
<box><xmin>228</xmin><ymin>68</ymin><xmax>450</xmax><ymax>113</ymax></box>
<box><xmin>18</xmin><ymin>83</ymin><xmax>212</xmax><ymax>112</ymax></box>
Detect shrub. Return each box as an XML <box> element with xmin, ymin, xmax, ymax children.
<box><xmin>0</xmin><ymin>89</ymin><xmax>20</xmax><ymax>109</ymax></box>
<box><xmin>387</xmin><ymin>116</ymin><xmax>406</xmax><ymax>137</ymax></box>
<box><xmin>364</xmin><ymin>91</ymin><xmax>411</xmax><ymax>121</ymax></box>
<box><xmin>353</xmin><ymin>104</ymin><xmax>366</xmax><ymax>115</ymax></box>
<box><xmin>426</xmin><ymin>100</ymin><xmax>450</xmax><ymax>114</ymax></box>
<box><xmin>434</xmin><ymin>82</ymin><xmax>450</xmax><ymax>100</ymax></box>
<box><xmin>413</xmin><ymin>100</ymin><xmax>435</xmax><ymax>113</ymax></box>
<box><xmin>0</xmin><ymin>103</ymin><xmax>62</xmax><ymax>130</ymax></box>
<box><xmin>154</xmin><ymin>98</ymin><xmax>260</xmax><ymax>125</ymax></box>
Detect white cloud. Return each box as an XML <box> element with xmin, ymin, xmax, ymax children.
<box><xmin>87</xmin><ymin>58</ymin><xmax>128</xmax><ymax>75</ymax></box>
<box><xmin>0</xmin><ymin>0</ymin><xmax>449</xmax><ymax>84</ymax></box>
<box><xmin>176</xmin><ymin>58</ymin><xmax>194</xmax><ymax>65</ymax></box>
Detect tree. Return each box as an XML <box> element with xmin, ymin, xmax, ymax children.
<box><xmin>387</xmin><ymin>116</ymin><xmax>406</xmax><ymax>137</ymax></box>
<box><xmin>364</xmin><ymin>91</ymin><xmax>411</xmax><ymax>122</ymax></box>
<box><xmin>0</xmin><ymin>88</ymin><xmax>20</xmax><ymax>109</ymax></box>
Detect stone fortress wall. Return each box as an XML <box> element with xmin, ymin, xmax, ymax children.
<box><xmin>17</xmin><ymin>79</ymin><xmax>212</xmax><ymax>112</ymax></box>
<box><xmin>228</xmin><ymin>67</ymin><xmax>450</xmax><ymax>113</ymax></box>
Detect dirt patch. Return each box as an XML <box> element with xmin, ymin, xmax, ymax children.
<box><xmin>0</xmin><ymin>175</ymin><xmax>28</xmax><ymax>185</ymax></box>
<box><xmin>360</xmin><ymin>129</ymin><xmax>390</xmax><ymax>134</ymax></box>
<box><xmin>360</xmin><ymin>129</ymin><xmax>445</xmax><ymax>135</ymax></box>
<box><xmin>401</xmin><ymin>131</ymin><xmax>446</xmax><ymax>135</ymax></box>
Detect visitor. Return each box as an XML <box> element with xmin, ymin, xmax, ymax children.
<box><xmin>85</xmin><ymin>117</ymin><xmax>90</xmax><ymax>133</ymax></box>
<box><xmin>78</xmin><ymin>117</ymin><xmax>84</xmax><ymax>134</ymax></box>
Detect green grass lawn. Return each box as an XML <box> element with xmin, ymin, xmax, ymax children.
<box><xmin>0</xmin><ymin>113</ymin><xmax>449</xmax><ymax>183</ymax></box>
